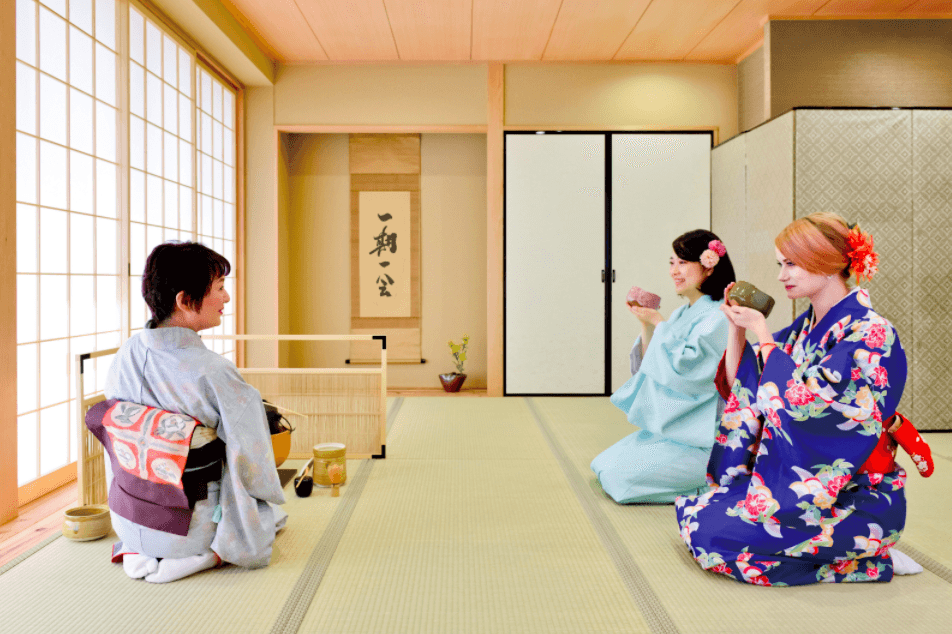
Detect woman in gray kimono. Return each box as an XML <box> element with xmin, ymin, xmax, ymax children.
<box><xmin>105</xmin><ymin>242</ymin><xmax>287</xmax><ymax>583</ymax></box>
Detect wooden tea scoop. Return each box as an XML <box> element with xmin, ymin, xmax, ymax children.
<box><xmin>294</xmin><ymin>459</ymin><xmax>314</xmax><ymax>497</ymax></box>
<box><xmin>327</xmin><ymin>463</ymin><xmax>343</xmax><ymax>497</ymax></box>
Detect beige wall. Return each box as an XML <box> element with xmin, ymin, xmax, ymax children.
<box><xmin>284</xmin><ymin>134</ymin><xmax>488</xmax><ymax>388</ymax></box>
<box><xmin>768</xmin><ymin>19</ymin><xmax>952</xmax><ymax>117</ymax></box>
<box><xmin>244</xmin><ymin>62</ymin><xmax>739</xmax><ymax>388</ymax></box>
<box><xmin>244</xmin><ymin>86</ymin><xmax>279</xmax><ymax>367</ymax></box>
<box><xmin>274</xmin><ymin>65</ymin><xmax>489</xmax><ymax>125</ymax></box>
<box><xmin>505</xmin><ymin>63</ymin><xmax>738</xmax><ymax>140</ymax></box>
<box><xmin>738</xmin><ymin>46</ymin><xmax>766</xmax><ymax>134</ymax></box>
<box><xmin>277</xmin><ymin>132</ymin><xmax>291</xmax><ymax>366</ymax></box>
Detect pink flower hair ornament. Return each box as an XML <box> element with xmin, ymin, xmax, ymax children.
<box><xmin>700</xmin><ymin>240</ymin><xmax>726</xmax><ymax>269</ymax></box>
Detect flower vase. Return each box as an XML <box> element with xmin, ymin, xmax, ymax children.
<box><xmin>439</xmin><ymin>373</ymin><xmax>467</xmax><ymax>392</ymax></box>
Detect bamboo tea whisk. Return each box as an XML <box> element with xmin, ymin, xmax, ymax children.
<box><xmin>327</xmin><ymin>463</ymin><xmax>344</xmax><ymax>497</ymax></box>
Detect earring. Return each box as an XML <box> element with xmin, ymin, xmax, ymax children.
<box><xmin>827</xmin><ymin>274</ymin><xmax>834</xmax><ymax>280</ymax></box>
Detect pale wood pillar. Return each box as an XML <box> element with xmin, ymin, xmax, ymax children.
<box><xmin>487</xmin><ymin>64</ymin><xmax>505</xmax><ymax>396</ymax></box>
<box><xmin>0</xmin><ymin>0</ymin><xmax>19</xmax><ymax>523</ymax></box>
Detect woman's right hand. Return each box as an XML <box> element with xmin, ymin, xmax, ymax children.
<box><xmin>630</xmin><ymin>304</ymin><xmax>663</xmax><ymax>327</ymax></box>
<box><xmin>720</xmin><ymin>282</ymin><xmax>746</xmax><ymax>335</ymax></box>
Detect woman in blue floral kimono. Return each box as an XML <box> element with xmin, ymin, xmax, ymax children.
<box><xmin>676</xmin><ymin>213</ymin><xmax>916</xmax><ymax>586</ymax></box>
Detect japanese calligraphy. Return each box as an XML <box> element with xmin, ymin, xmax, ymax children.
<box><xmin>359</xmin><ymin>191</ymin><xmax>411</xmax><ymax>317</ymax></box>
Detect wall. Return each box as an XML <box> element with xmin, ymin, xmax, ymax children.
<box><xmin>274</xmin><ymin>65</ymin><xmax>489</xmax><ymax>125</ymax></box>
<box><xmin>738</xmin><ymin>46</ymin><xmax>766</xmax><ymax>133</ymax></box>
<box><xmin>243</xmin><ymin>86</ymin><xmax>279</xmax><ymax>367</ymax></box>
<box><xmin>768</xmin><ymin>19</ymin><xmax>952</xmax><ymax>117</ymax></box>
<box><xmin>277</xmin><ymin>132</ymin><xmax>291</xmax><ymax>366</ymax></box>
<box><xmin>505</xmin><ymin>63</ymin><xmax>738</xmax><ymax>140</ymax></box>
<box><xmin>284</xmin><ymin>134</ymin><xmax>488</xmax><ymax>388</ymax></box>
<box><xmin>244</xmin><ymin>63</ymin><xmax>739</xmax><ymax>388</ymax></box>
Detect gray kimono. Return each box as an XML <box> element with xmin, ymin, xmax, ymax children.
<box><xmin>104</xmin><ymin>326</ymin><xmax>286</xmax><ymax>568</ymax></box>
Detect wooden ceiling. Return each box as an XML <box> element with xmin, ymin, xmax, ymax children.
<box><xmin>220</xmin><ymin>0</ymin><xmax>952</xmax><ymax>64</ymax></box>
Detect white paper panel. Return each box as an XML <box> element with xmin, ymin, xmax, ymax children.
<box><xmin>746</xmin><ymin>111</ymin><xmax>794</xmax><ymax>334</ymax></box>
<box><xmin>711</xmin><ymin>133</ymin><xmax>747</xmax><ymax>279</ymax></box>
<box><xmin>505</xmin><ymin>134</ymin><xmax>605</xmax><ymax>395</ymax></box>
<box><xmin>610</xmin><ymin>134</ymin><xmax>711</xmax><ymax>392</ymax></box>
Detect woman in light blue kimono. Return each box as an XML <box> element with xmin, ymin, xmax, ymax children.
<box><xmin>591</xmin><ymin>230</ymin><xmax>735</xmax><ymax>503</ymax></box>
<box><xmin>105</xmin><ymin>242</ymin><xmax>287</xmax><ymax>583</ymax></box>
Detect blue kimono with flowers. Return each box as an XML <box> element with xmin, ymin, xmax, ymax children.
<box><xmin>676</xmin><ymin>288</ymin><xmax>908</xmax><ymax>586</ymax></box>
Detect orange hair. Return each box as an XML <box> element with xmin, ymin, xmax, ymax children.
<box><xmin>774</xmin><ymin>212</ymin><xmax>852</xmax><ymax>278</ymax></box>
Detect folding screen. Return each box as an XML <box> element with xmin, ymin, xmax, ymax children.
<box><xmin>911</xmin><ymin>110</ymin><xmax>952</xmax><ymax>430</ymax></box>
<box><xmin>744</xmin><ymin>112</ymin><xmax>795</xmax><ymax>336</ymax></box>
<box><xmin>610</xmin><ymin>134</ymin><xmax>711</xmax><ymax>392</ymax></box>
<box><xmin>711</xmin><ymin>133</ymin><xmax>747</xmax><ymax>286</ymax></box>
<box><xmin>795</xmin><ymin>110</ymin><xmax>914</xmax><ymax>417</ymax></box>
<box><xmin>713</xmin><ymin>108</ymin><xmax>951</xmax><ymax>429</ymax></box>
<box><xmin>505</xmin><ymin>134</ymin><xmax>606</xmax><ymax>395</ymax></box>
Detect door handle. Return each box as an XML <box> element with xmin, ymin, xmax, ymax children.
<box><xmin>612</xmin><ymin>270</ymin><xmax>616</xmax><ymax>283</ymax></box>
<box><xmin>602</xmin><ymin>269</ymin><xmax>605</xmax><ymax>283</ymax></box>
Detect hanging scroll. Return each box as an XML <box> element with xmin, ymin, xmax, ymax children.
<box><xmin>349</xmin><ymin>134</ymin><xmax>422</xmax><ymax>364</ymax></box>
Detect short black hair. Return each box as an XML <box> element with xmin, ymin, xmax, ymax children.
<box><xmin>142</xmin><ymin>241</ymin><xmax>231</xmax><ymax>328</ymax></box>
<box><xmin>672</xmin><ymin>229</ymin><xmax>736</xmax><ymax>300</ymax></box>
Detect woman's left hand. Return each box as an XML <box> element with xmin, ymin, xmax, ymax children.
<box><xmin>722</xmin><ymin>304</ymin><xmax>770</xmax><ymax>340</ymax></box>
<box><xmin>631</xmin><ymin>305</ymin><xmax>664</xmax><ymax>326</ymax></box>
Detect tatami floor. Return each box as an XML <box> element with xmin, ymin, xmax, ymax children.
<box><xmin>1</xmin><ymin>397</ymin><xmax>950</xmax><ymax>633</ymax></box>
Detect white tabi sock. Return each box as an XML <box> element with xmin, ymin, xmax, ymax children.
<box><xmin>144</xmin><ymin>552</ymin><xmax>219</xmax><ymax>584</ymax></box>
<box><xmin>122</xmin><ymin>554</ymin><xmax>159</xmax><ymax>579</ymax></box>
<box><xmin>891</xmin><ymin>548</ymin><xmax>923</xmax><ymax>575</ymax></box>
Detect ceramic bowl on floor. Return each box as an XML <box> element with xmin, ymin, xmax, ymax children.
<box><xmin>62</xmin><ymin>504</ymin><xmax>111</xmax><ymax>542</ymax></box>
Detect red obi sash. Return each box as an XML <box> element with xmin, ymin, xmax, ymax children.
<box><xmin>858</xmin><ymin>416</ymin><xmax>899</xmax><ymax>475</ymax></box>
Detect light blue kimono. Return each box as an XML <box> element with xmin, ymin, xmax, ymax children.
<box><xmin>591</xmin><ymin>294</ymin><xmax>729</xmax><ymax>503</ymax></box>
<box><xmin>104</xmin><ymin>326</ymin><xmax>287</xmax><ymax>568</ymax></box>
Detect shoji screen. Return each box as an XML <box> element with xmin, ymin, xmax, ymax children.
<box><xmin>505</xmin><ymin>134</ymin><xmax>606</xmax><ymax>395</ymax></box>
<box><xmin>610</xmin><ymin>134</ymin><xmax>711</xmax><ymax>392</ymax></box>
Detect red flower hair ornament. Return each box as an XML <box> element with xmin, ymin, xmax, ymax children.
<box><xmin>846</xmin><ymin>223</ymin><xmax>879</xmax><ymax>283</ymax></box>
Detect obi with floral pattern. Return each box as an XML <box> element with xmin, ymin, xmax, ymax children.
<box><xmin>675</xmin><ymin>288</ymin><xmax>908</xmax><ymax>586</ymax></box>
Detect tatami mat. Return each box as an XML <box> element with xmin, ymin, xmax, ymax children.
<box><xmin>0</xmin><ymin>458</ymin><xmax>358</xmax><ymax>634</ymax></box>
<box><xmin>895</xmin><ymin>439</ymin><xmax>952</xmax><ymax>571</ymax></box>
<box><xmin>532</xmin><ymin>397</ymin><xmax>952</xmax><ymax>634</ymax></box>
<box><xmin>297</xmin><ymin>397</ymin><xmax>650</xmax><ymax>633</ymax></box>
<box><xmin>3</xmin><ymin>399</ymin><xmax>950</xmax><ymax>634</ymax></box>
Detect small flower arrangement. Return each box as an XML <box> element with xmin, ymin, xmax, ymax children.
<box><xmin>447</xmin><ymin>334</ymin><xmax>469</xmax><ymax>374</ymax></box>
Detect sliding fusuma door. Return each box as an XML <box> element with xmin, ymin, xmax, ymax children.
<box><xmin>504</xmin><ymin>132</ymin><xmax>711</xmax><ymax>395</ymax></box>
<box><xmin>505</xmin><ymin>134</ymin><xmax>606</xmax><ymax>395</ymax></box>
<box><xmin>610</xmin><ymin>134</ymin><xmax>711</xmax><ymax>392</ymax></box>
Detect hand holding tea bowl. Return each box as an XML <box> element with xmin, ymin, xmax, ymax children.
<box><xmin>726</xmin><ymin>281</ymin><xmax>775</xmax><ymax>317</ymax></box>
<box><xmin>722</xmin><ymin>281</ymin><xmax>775</xmax><ymax>338</ymax></box>
<box><xmin>626</xmin><ymin>286</ymin><xmax>661</xmax><ymax>310</ymax></box>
